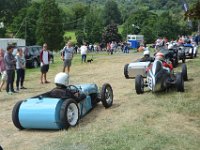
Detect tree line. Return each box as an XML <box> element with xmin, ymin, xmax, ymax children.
<box><xmin>0</xmin><ymin>0</ymin><xmax>199</xmax><ymax>50</ymax></box>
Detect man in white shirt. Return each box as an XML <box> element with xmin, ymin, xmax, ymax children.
<box><xmin>40</xmin><ymin>43</ymin><xmax>50</xmax><ymax>84</ymax></box>
<box><xmin>80</xmin><ymin>42</ymin><xmax>88</xmax><ymax>63</ymax></box>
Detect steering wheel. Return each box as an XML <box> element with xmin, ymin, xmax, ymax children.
<box><xmin>66</xmin><ymin>85</ymin><xmax>80</xmax><ymax>96</ymax></box>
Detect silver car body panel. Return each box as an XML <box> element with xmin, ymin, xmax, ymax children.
<box><xmin>128</xmin><ymin>61</ymin><xmax>151</xmax><ymax>78</ymax></box>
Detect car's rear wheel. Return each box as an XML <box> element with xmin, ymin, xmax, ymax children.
<box><xmin>172</xmin><ymin>59</ymin><xmax>178</xmax><ymax>68</ymax></box>
<box><xmin>12</xmin><ymin>101</ymin><xmax>24</xmax><ymax>130</ymax></box>
<box><xmin>182</xmin><ymin>63</ymin><xmax>188</xmax><ymax>81</ymax></box>
<box><xmin>194</xmin><ymin>52</ymin><xmax>197</xmax><ymax>57</ymax></box>
<box><xmin>176</xmin><ymin>73</ymin><xmax>184</xmax><ymax>92</ymax></box>
<box><xmin>194</xmin><ymin>48</ymin><xmax>197</xmax><ymax>57</ymax></box>
<box><xmin>190</xmin><ymin>52</ymin><xmax>194</xmax><ymax>59</ymax></box>
<box><xmin>124</xmin><ymin>64</ymin><xmax>129</xmax><ymax>79</ymax></box>
<box><xmin>135</xmin><ymin>75</ymin><xmax>144</xmax><ymax>94</ymax></box>
<box><xmin>60</xmin><ymin>98</ymin><xmax>79</xmax><ymax>129</ymax></box>
<box><xmin>101</xmin><ymin>83</ymin><xmax>113</xmax><ymax>108</ymax></box>
<box><xmin>182</xmin><ymin>55</ymin><xmax>185</xmax><ymax>63</ymax></box>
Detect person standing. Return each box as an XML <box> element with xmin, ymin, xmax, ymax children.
<box><xmin>80</xmin><ymin>42</ymin><xmax>88</xmax><ymax>63</ymax></box>
<box><xmin>15</xmin><ymin>48</ymin><xmax>26</xmax><ymax>91</ymax></box>
<box><xmin>4</xmin><ymin>46</ymin><xmax>16</xmax><ymax>94</ymax></box>
<box><xmin>0</xmin><ymin>48</ymin><xmax>7</xmax><ymax>92</ymax></box>
<box><xmin>61</xmin><ymin>41</ymin><xmax>74</xmax><ymax>74</ymax></box>
<box><xmin>123</xmin><ymin>43</ymin><xmax>129</xmax><ymax>53</ymax></box>
<box><xmin>40</xmin><ymin>43</ymin><xmax>50</xmax><ymax>84</ymax></box>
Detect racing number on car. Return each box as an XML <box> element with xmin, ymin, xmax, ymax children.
<box><xmin>147</xmin><ymin>76</ymin><xmax>153</xmax><ymax>90</ymax></box>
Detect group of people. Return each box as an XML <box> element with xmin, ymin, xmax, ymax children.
<box><xmin>61</xmin><ymin>41</ymin><xmax>97</xmax><ymax>72</ymax></box>
<box><xmin>0</xmin><ymin>46</ymin><xmax>26</xmax><ymax>94</ymax></box>
<box><xmin>0</xmin><ymin>43</ymin><xmax>52</xmax><ymax>94</ymax></box>
<box><xmin>0</xmin><ymin>40</ymin><xmax>96</xmax><ymax>95</ymax></box>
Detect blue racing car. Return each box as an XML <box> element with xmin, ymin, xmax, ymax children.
<box><xmin>12</xmin><ymin>73</ymin><xmax>113</xmax><ymax>130</ymax></box>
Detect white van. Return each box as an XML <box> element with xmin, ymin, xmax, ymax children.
<box><xmin>127</xmin><ymin>35</ymin><xmax>144</xmax><ymax>45</ymax></box>
<box><xmin>0</xmin><ymin>38</ymin><xmax>26</xmax><ymax>50</ymax></box>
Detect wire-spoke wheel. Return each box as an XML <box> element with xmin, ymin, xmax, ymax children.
<box><xmin>101</xmin><ymin>83</ymin><xmax>113</xmax><ymax>108</ymax></box>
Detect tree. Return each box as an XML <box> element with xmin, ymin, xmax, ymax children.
<box><xmin>71</xmin><ymin>3</ymin><xmax>88</xmax><ymax>29</ymax></box>
<box><xmin>102</xmin><ymin>23</ymin><xmax>122</xmax><ymax>44</ymax></box>
<box><xmin>102</xmin><ymin>0</ymin><xmax>122</xmax><ymax>26</ymax></box>
<box><xmin>75</xmin><ymin>30</ymin><xmax>85</xmax><ymax>46</ymax></box>
<box><xmin>11</xmin><ymin>8</ymin><xmax>27</xmax><ymax>39</ymax></box>
<box><xmin>25</xmin><ymin>2</ymin><xmax>41</xmax><ymax>45</ymax></box>
<box><xmin>61</xmin><ymin>7</ymin><xmax>75</xmax><ymax>30</ymax></box>
<box><xmin>11</xmin><ymin>2</ymin><xmax>41</xmax><ymax>45</ymax></box>
<box><xmin>84</xmin><ymin>8</ymin><xmax>104</xmax><ymax>43</ymax></box>
<box><xmin>154</xmin><ymin>12</ymin><xmax>185</xmax><ymax>40</ymax></box>
<box><xmin>185</xmin><ymin>0</ymin><xmax>200</xmax><ymax>20</ymax></box>
<box><xmin>36</xmin><ymin>0</ymin><xmax>64</xmax><ymax>50</ymax></box>
<box><xmin>0</xmin><ymin>0</ymin><xmax>31</xmax><ymax>26</ymax></box>
<box><xmin>121</xmin><ymin>10</ymin><xmax>157</xmax><ymax>40</ymax></box>
<box><xmin>0</xmin><ymin>24</ymin><xmax>6</xmax><ymax>37</ymax></box>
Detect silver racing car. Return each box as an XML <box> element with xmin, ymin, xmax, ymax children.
<box><xmin>135</xmin><ymin>60</ymin><xmax>188</xmax><ymax>94</ymax></box>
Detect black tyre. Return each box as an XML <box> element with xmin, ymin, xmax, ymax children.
<box><xmin>194</xmin><ymin>48</ymin><xmax>197</xmax><ymax>57</ymax></box>
<box><xmin>32</xmin><ymin>59</ymin><xmax>38</xmax><ymax>68</ymax></box>
<box><xmin>182</xmin><ymin>57</ymin><xmax>185</xmax><ymax>63</ymax></box>
<box><xmin>172</xmin><ymin>59</ymin><xmax>178</xmax><ymax>68</ymax></box>
<box><xmin>101</xmin><ymin>83</ymin><xmax>113</xmax><ymax>108</ymax></box>
<box><xmin>176</xmin><ymin>73</ymin><xmax>184</xmax><ymax>92</ymax></box>
<box><xmin>60</xmin><ymin>98</ymin><xmax>79</xmax><ymax>129</ymax></box>
<box><xmin>135</xmin><ymin>75</ymin><xmax>144</xmax><ymax>94</ymax></box>
<box><xmin>175</xmin><ymin>59</ymin><xmax>178</xmax><ymax>67</ymax></box>
<box><xmin>124</xmin><ymin>64</ymin><xmax>129</xmax><ymax>79</ymax></box>
<box><xmin>12</xmin><ymin>101</ymin><xmax>24</xmax><ymax>130</ymax></box>
<box><xmin>182</xmin><ymin>63</ymin><xmax>188</xmax><ymax>81</ymax></box>
<box><xmin>194</xmin><ymin>52</ymin><xmax>197</xmax><ymax>57</ymax></box>
<box><xmin>190</xmin><ymin>52</ymin><xmax>194</xmax><ymax>59</ymax></box>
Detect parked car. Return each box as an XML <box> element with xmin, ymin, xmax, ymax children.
<box><xmin>13</xmin><ymin>45</ymin><xmax>54</xmax><ymax>68</ymax></box>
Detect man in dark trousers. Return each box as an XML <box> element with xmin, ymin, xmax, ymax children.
<box><xmin>4</xmin><ymin>45</ymin><xmax>17</xmax><ymax>94</ymax></box>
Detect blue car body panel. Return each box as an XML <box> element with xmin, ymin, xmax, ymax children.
<box><xmin>19</xmin><ymin>98</ymin><xmax>63</xmax><ymax>129</ymax></box>
<box><xmin>78</xmin><ymin>96</ymin><xmax>92</xmax><ymax>117</ymax></box>
<box><xmin>75</xmin><ymin>84</ymin><xmax>98</xmax><ymax>95</ymax></box>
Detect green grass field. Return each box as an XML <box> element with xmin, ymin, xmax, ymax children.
<box><xmin>0</xmin><ymin>50</ymin><xmax>200</xmax><ymax>150</ymax></box>
<box><xmin>64</xmin><ymin>31</ymin><xmax>77</xmax><ymax>43</ymax></box>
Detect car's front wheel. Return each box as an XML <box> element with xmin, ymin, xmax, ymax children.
<box><xmin>135</xmin><ymin>75</ymin><xmax>144</xmax><ymax>94</ymax></box>
<box><xmin>101</xmin><ymin>83</ymin><xmax>113</xmax><ymax>108</ymax></box>
<box><xmin>124</xmin><ymin>64</ymin><xmax>129</xmax><ymax>79</ymax></box>
<box><xmin>182</xmin><ymin>63</ymin><xmax>188</xmax><ymax>81</ymax></box>
<box><xmin>176</xmin><ymin>73</ymin><xmax>184</xmax><ymax>92</ymax></box>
